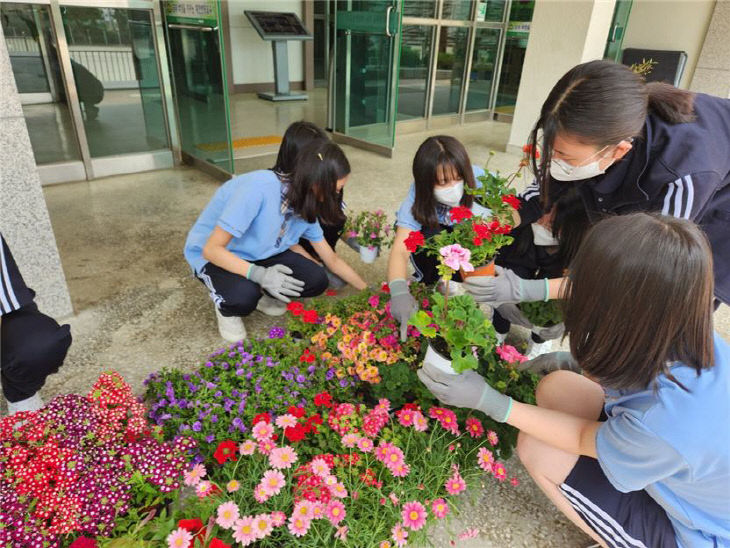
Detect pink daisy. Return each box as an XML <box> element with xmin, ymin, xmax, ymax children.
<box><xmin>293</xmin><ymin>500</ymin><xmax>314</xmax><ymax>520</ymax></box>
<box><xmin>401</xmin><ymin>501</ymin><xmax>426</xmax><ymax>531</ymax></box>
<box><xmin>252</xmin><ymin>421</ymin><xmax>274</xmax><ymax>441</ymax></box>
<box><xmin>311</xmin><ymin>501</ymin><xmax>325</xmax><ymax>520</ymax></box>
<box><xmin>341</xmin><ymin>433</ymin><xmax>359</xmax><ymax>448</ymax></box>
<box><xmin>226</xmin><ymin>479</ymin><xmax>241</xmax><ymax>493</ymax></box>
<box><xmin>216</xmin><ymin>501</ymin><xmax>240</xmax><ymax>529</ymax></box>
<box><xmin>392</xmin><ymin>523</ymin><xmax>408</xmax><ymax>547</ymax></box>
<box><xmin>195</xmin><ymin>480</ymin><xmax>214</xmax><ymax>498</ymax></box>
<box><xmin>376</xmin><ymin>398</ymin><xmax>391</xmax><ymax>412</ymax></box>
<box><xmin>258</xmin><ymin>439</ymin><xmax>275</xmax><ymax>455</ymax></box>
<box><xmin>384</xmin><ymin>447</ymin><xmax>405</xmax><ymax>469</ymax></box>
<box><xmin>357</xmin><ymin>437</ymin><xmax>374</xmax><ymax>453</ymax></box>
<box><xmin>183</xmin><ymin>463</ymin><xmax>206</xmax><ymax>487</ymax></box>
<box><xmin>232</xmin><ymin>516</ymin><xmax>256</xmax><ymax>546</ymax></box>
<box><xmin>270</xmin><ymin>511</ymin><xmax>286</xmax><ymax>527</ymax></box>
<box><xmin>239</xmin><ymin>440</ymin><xmax>256</xmax><ymax>455</ymax></box>
<box><xmin>477</xmin><ymin>447</ymin><xmax>494</xmax><ymax>472</ymax></box>
<box><xmin>431</xmin><ymin>498</ymin><xmax>449</xmax><ymax>519</ymax></box>
<box><xmin>288</xmin><ymin>516</ymin><xmax>311</xmax><ymax>537</ymax></box>
<box><xmin>389</xmin><ymin>492</ymin><xmax>399</xmax><ymax>505</ymax></box>
<box><xmin>492</xmin><ymin>461</ymin><xmax>507</xmax><ymax>481</ymax></box>
<box><xmin>325</xmin><ymin>500</ymin><xmax>346</xmax><ymax>525</ymax></box>
<box><xmin>167</xmin><ymin>528</ymin><xmax>193</xmax><ymax>548</ymax></box>
<box><xmin>396</xmin><ymin>409</ymin><xmax>414</xmax><ymax>426</ymax></box>
<box><xmin>380</xmin><ymin>542</ymin><xmax>392</xmax><ymax>548</ymax></box>
<box><xmin>275</xmin><ymin>413</ymin><xmax>298</xmax><ymax>428</ymax></box>
<box><xmin>310</xmin><ymin>457</ymin><xmax>331</xmax><ymax>477</ymax></box>
<box><xmin>261</xmin><ymin>469</ymin><xmax>285</xmax><ymax>496</ymax></box>
<box><xmin>252</xmin><ymin>514</ymin><xmax>273</xmax><ymax>539</ymax></box>
<box><xmin>466</xmin><ymin>417</ymin><xmax>484</xmax><ymax>438</ymax></box>
<box><xmin>487</xmin><ymin>430</ymin><xmax>499</xmax><ymax>446</ymax></box>
<box><xmin>375</xmin><ymin>441</ymin><xmax>395</xmax><ymax>462</ymax></box>
<box><xmin>412</xmin><ymin>412</ymin><xmax>428</xmax><ymax>432</ymax></box>
<box><xmin>253</xmin><ymin>484</ymin><xmax>270</xmax><ymax>503</ymax></box>
<box><xmin>324</xmin><ymin>474</ymin><xmax>339</xmax><ymax>487</ymax></box>
<box><xmin>390</xmin><ymin>463</ymin><xmax>410</xmax><ymax>477</ymax></box>
<box><xmin>445</xmin><ymin>472</ymin><xmax>466</xmax><ymax>495</ymax></box>
<box><xmin>269</xmin><ymin>446</ymin><xmax>298</xmax><ymax>469</ymax></box>
<box><xmin>459</xmin><ymin>528</ymin><xmax>480</xmax><ymax>540</ymax></box>
<box><xmin>335</xmin><ymin>525</ymin><xmax>349</xmax><ymax>541</ymax></box>
<box><xmin>331</xmin><ymin>482</ymin><xmax>348</xmax><ymax>498</ymax></box>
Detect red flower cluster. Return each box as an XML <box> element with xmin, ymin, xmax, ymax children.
<box><xmin>178</xmin><ymin>518</ymin><xmax>205</xmax><ymax>546</ymax></box>
<box><xmin>213</xmin><ymin>440</ymin><xmax>238</xmax><ymax>465</ymax></box>
<box><xmin>404</xmin><ymin>231</ymin><xmax>425</xmax><ymax>252</ymax></box>
<box><xmin>360</xmin><ymin>468</ymin><xmax>383</xmax><ymax>489</ymax></box>
<box><xmin>69</xmin><ymin>538</ymin><xmax>98</xmax><ymax>548</ymax></box>
<box><xmin>449</xmin><ymin>206</ymin><xmax>473</xmax><ymax>223</ymax></box>
<box><xmin>284</xmin><ymin>406</ymin><xmax>323</xmax><ymax>442</ymax></box>
<box><xmin>522</xmin><ymin>143</ymin><xmax>540</xmax><ymax>159</ymax></box>
<box><xmin>313</xmin><ymin>391</ymin><xmax>333</xmax><ymax>408</ymax></box>
<box><xmin>300</xmin><ymin>348</ymin><xmax>316</xmax><ymax>363</ymax></box>
<box><xmin>502</xmin><ymin>194</ymin><xmax>521</xmax><ymax>210</ymax></box>
<box><xmin>293</xmin><ymin>453</ymin><xmax>361</xmax><ymax>503</ymax></box>
<box><xmin>253</xmin><ymin>412</ymin><xmax>271</xmax><ymax>425</ymax></box>
<box><xmin>287</xmin><ymin>301</ymin><xmax>320</xmax><ymax>324</ymax></box>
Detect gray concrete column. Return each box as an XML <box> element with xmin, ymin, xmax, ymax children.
<box><xmin>506</xmin><ymin>0</ymin><xmax>616</xmax><ymax>153</ymax></box>
<box><xmin>690</xmin><ymin>0</ymin><xmax>730</xmax><ymax>98</ymax></box>
<box><xmin>0</xmin><ymin>25</ymin><xmax>73</xmax><ymax>319</ymax></box>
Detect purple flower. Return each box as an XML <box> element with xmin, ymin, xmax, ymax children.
<box><xmin>268</xmin><ymin>326</ymin><xmax>286</xmax><ymax>339</ymax></box>
<box><xmin>205</xmin><ymin>434</ymin><xmax>215</xmax><ymax>443</ymax></box>
<box><xmin>210</xmin><ymin>414</ymin><xmax>218</xmax><ymax>423</ymax></box>
<box><xmin>307</xmin><ymin>365</ymin><xmax>316</xmax><ymax>374</ymax></box>
<box><xmin>295</xmin><ymin>374</ymin><xmax>306</xmax><ymax>384</ymax></box>
<box><xmin>192</xmin><ymin>421</ymin><xmax>202</xmax><ymax>432</ymax></box>
<box><xmin>339</xmin><ymin>379</ymin><xmax>349</xmax><ymax>388</ymax></box>
<box><xmin>236</xmin><ymin>369</ymin><xmax>245</xmax><ymax>376</ymax></box>
<box><xmin>326</xmin><ymin>368</ymin><xmax>335</xmax><ymax>380</ymax></box>
<box><xmin>232</xmin><ymin>417</ymin><xmax>244</xmax><ymax>431</ymax></box>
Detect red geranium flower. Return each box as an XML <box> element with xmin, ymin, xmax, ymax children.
<box><xmin>69</xmin><ymin>539</ymin><xmax>98</xmax><ymax>548</ymax></box>
<box><xmin>404</xmin><ymin>231</ymin><xmax>425</xmax><ymax>252</ymax></box>
<box><xmin>286</xmin><ymin>301</ymin><xmax>305</xmax><ymax>316</ymax></box>
<box><xmin>289</xmin><ymin>406</ymin><xmax>306</xmax><ymax>418</ymax></box>
<box><xmin>253</xmin><ymin>413</ymin><xmax>271</xmax><ymax>425</ymax></box>
<box><xmin>209</xmin><ymin>540</ymin><xmax>231</xmax><ymax>548</ymax></box>
<box><xmin>380</xmin><ymin>282</ymin><xmax>390</xmax><ymax>293</ymax></box>
<box><xmin>300</xmin><ymin>349</ymin><xmax>316</xmax><ymax>363</ymax></box>
<box><xmin>314</xmin><ymin>392</ymin><xmax>333</xmax><ymax>408</ymax></box>
<box><xmin>502</xmin><ymin>195</ymin><xmax>521</xmax><ymax>210</ymax></box>
<box><xmin>213</xmin><ymin>440</ymin><xmax>238</xmax><ymax>465</ymax></box>
<box><xmin>449</xmin><ymin>206</ymin><xmax>473</xmax><ymax>223</ymax></box>
<box><xmin>522</xmin><ymin>144</ymin><xmax>540</xmax><ymax>159</ymax></box>
<box><xmin>325</xmin><ymin>289</ymin><xmax>338</xmax><ymax>296</ymax></box>
<box><xmin>178</xmin><ymin>518</ymin><xmax>205</xmax><ymax>545</ymax></box>
<box><xmin>302</xmin><ymin>309</ymin><xmax>319</xmax><ymax>324</ymax></box>
<box><xmin>473</xmin><ymin>223</ymin><xmax>493</xmax><ymax>240</ymax></box>
<box><xmin>285</xmin><ymin>423</ymin><xmax>308</xmax><ymax>442</ymax></box>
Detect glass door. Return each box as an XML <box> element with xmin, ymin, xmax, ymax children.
<box><xmin>163</xmin><ymin>0</ymin><xmax>233</xmax><ymax>175</ymax></box>
<box><xmin>332</xmin><ymin>0</ymin><xmax>401</xmax><ymax>156</ymax></box>
<box><xmin>604</xmin><ymin>0</ymin><xmax>633</xmax><ymax>62</ymax></box>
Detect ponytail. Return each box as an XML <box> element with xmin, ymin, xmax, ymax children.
<box><xmin>646</xmin><ymin>82</ymin><xmax>696</xmax><ymax>124</ymax></box>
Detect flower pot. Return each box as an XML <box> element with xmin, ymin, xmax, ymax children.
<box><xmin>424</xmin><ymin>342</ymin><xmax>458</xmax><ymax>375</ymax></box>
<box><xmin>460</xmin><ymin>260</ymin><xmax>495</xmax><ymax>280</ymax></box>
<box><xmin>360</xmin><ymin>246</ymin><xmax>379</xmax><ymax>264</ymax></box>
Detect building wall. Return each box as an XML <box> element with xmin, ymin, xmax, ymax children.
<box><xmin>226</xmin><ymin>0</ymin><xmax>304</xmax><ymax>89</ymax></box>
<box><xmin>690</xmin><ymin>0</ymin><xmax>730</xmax><ymax>98</ymax></box>
<box><xmin>0</xmin><ymin>25</ymin><xmax>73</xmax><ymax>319</ymax></box>
<box><xmin>622</xmin><ymin>0</ymin><xmax>715</xmax><ymax>89</ymax></box>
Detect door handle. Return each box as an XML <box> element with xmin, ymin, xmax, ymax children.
<box><xmin>167</xmin><ymin>23</ymin><xmax>218</xmax><ymax>32</ymax></box>
<box><xmin>385</xmin><ymin>6</ymin><xmax>393</xmax><ymax>37</ymax></box>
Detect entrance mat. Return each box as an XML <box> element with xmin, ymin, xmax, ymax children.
<box><xmin>197</xmin><ymin>135</ymin><xmax>282</xmax><ymax>152</ymax></box>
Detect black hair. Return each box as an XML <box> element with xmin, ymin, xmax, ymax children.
<box><xmin>287</xmin><ymin>141</ymin><xmax>350</xmax><ymax>226</ymax></box>
<box><xmin>272</xmin><ymin>121</ymin><xmax>329</xmax><ymax>178</ymax></box>
<box><xmin>411</xmin><ymin>136</ymin><xmax>476</xmax><ymax>229</ymax></box>
<box><xmin>528</xmin><ymin>60</ymin><xmax>696</xmax><ymax>209</ymax></box>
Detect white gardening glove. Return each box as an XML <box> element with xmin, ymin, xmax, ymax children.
<box><xmin>247</xmin><ymin>264</ymin><xmax>305</xmax><ymax>302</ymax></box>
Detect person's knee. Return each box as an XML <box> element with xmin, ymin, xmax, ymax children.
<box><xmin>516</xmin><ymin>431</ymin><xmax>540</xmax><ymax>472</ymax></box>
<box><xmin>219</xmin><ymin>285</ymin><xmax>260</xmax><ymax>316</ymax></box>
<box><xmin>4</xmin><ymin>326</ymin><xmax>71</xmax><ymax>384</ymax></box>
<box><xmin>300</xmin><ymin>265</ymin><xmax>328</xmax><ymax>297</ymax></box>
<box><xmin>535</xmin><ymin>370</ymin><xmax>577</xmax><ymax>409</ymax></box>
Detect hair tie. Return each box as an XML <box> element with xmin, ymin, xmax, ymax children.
<box><xmin>317</xmin><ymin>153</ymin><xmax>323</xmax><ymax>161</ymax></box>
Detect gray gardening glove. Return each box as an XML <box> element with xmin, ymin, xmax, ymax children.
<box><xmin>532</xmin><ymin>322</ymin><xmax>565</xmax><ymax>341</ymax></box>
<box><xmin>463</xmin><ymin>266</ymin><xmax>548</xmax><ymax>305</ymax></box>
<box><xmin>247</xmin><ymin>264</ymin><xmax>305</xmax><ymax>303</ymax></box>
<box><xmin>517</xmin><ymin>351</ymin><xmax>580</xmax><ymax>375</ymax></box>
<box><xmin>417</xmin><ymin>368</ymin><xmax>512</xmax><ymax>423</ymax></box>
<box><xmin>495</xmin><ymin>303</ymin><xmax>533</xmax><ymax>330</ymax></box>
<box><xmin>389</xmin><ymin>279</ymin><xmax>418</xmax><ymax>342</ymax></box>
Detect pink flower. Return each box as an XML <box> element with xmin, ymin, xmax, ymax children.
<box><xmin>239</xmin><ymin>440</ymin><xmax>256</xmax><ymax>456</ymax></box>
<box><xmin>253</xmin><ymin>484</ymin><xmax>270</xmax><ymax>503</ymax></box>
<box><xmin>384</xmin><ymin>446</ymin><xmax>405</xmax><ymax>469</ymax></box>
<box><xmin>335</xmin><ymin>525</ymin><xmax>349</xmax><ymax>541</ymax></box>
<box><xmin>466</xmin><ymin>417</ymin><xmax>484</xmax><ymax>438</ymax></box>
<box><xmin>167</xmin><ymin>528</ymin><xmax>193</xmax><ymax>548</ymax></box>
<box><xmin>487</xmin><ymin>430</ymin><xmax>499</xmax><ymax>446</ymax></box>
<box><xmin>368</xmin><ymin>295</ymin><xmax>380</xmax><ymax>308</ymax></box>
<box><xmin>324</xmin><ymin>474</ymin><xmax>339</xmax><ymax>487</ymax></box>
<box><xmin>226</xmin><ymin>479</ymin><xmax>240</xmax><ymax>493</ymax></box>
<box><xmin>459</xmin><ymin>528</ymin><xmax>480</xmax><ymax>540</ymax></box>
<box><xmin>392</xmin><ymin>523</ymin><xmax>408</xmax><ymax>547</ymax></box>
<box><xmin>348</xmin><ymin>230</ymin><xmax>358</xmax><ymax>238</ymax></box>
<box><xmin>390</xmin><ymin>463</ymin><xmax>410</xmax><ymax>477</ymax></box>
<box><xmin>401</xmin><ymin>501</ymin><xmax>427</xmax><ymax>531</ymax></box>
<box><xmin>331</xmin><ymin>482</ymin><xmax>348</xmax><ymax>498</ymax></box>
<box><xmin>375</xmin><ymin>441</ymin><xmax>395</xmax><ymax>462</ymax></box>
<box><xmin>310</xmin><ymin>457</ymin><xmax>331</xmax><ymax>477</ymax></box>
<box><xmin>341</xmin><ymin>433</ymin><xmax>359</xmax><ymax>448</ymax></box>
<box><xmin>412</xmin><ymin>412</ymin><xmax>428</xmax><ymax>432</ymax></box>
<box><xmin>261</xmin><ymin>469</ymin><xmax>285</xmax><ymax>496</ymax></box>
<box><xmin>195</xmin><ymin>481</ymin><xmax>214</xmax><ymax>498</ymax></box>
<box><xmin>216</xmin><ymin>501</ymin><xmax>240</xmax><ymax>529</ymax></box>
<box><xmin>477</xmin><ymin>447</ymin><xmax>494</xmax><ymax>472</ymax></box>
<box><xmin>357</xmin><ymin>437</ymin><xmax>374</xmax><ymax>453</ymax></box>
<box><xmin>258</xmin><ymin>439</ymin><xmax>275</xmax><ymax>455</ymax></box>
<box><xmin>232</xmin><ymin>517</ymin><xmax>256</xmax><ymax>546</ymax></box>
<box><xmin>492</xmin><ymin>461</ymin><xmax>507</xmax><ymax>481</ymax></box>
<box><xmin>275</xmin><ymin>414</ymin><xmax>297</xmax><ymax>428</ymax></box>
<box><xmin>326</xmin><ymin>500</ymin><xmax>346</xmax><ymax>525</ymax></box>
<box><xmin>252</xmin><ymin>421</ymin><xmax>274</xmax><ymax>441</ymax></box>
<box><xmin>380</xmin><ymin>542</ymin><xmax>392</xmax><ymax>548</ymax></box>
<box><xmin>293</xmin><ymin>500</ymin><xmax>314</xmax><ymax>521</ymax></box>
<box><xmin>269</xmin><ymin>446</ymin><xmax>298</xmax><ymax>469</ymax></box>
<box><xmin>431</xmin><ymin>498</ymin><xmax>449</xmax><ymax>519</ymax></box>
<box><xmin>183</xmin><ymin>463</ymin><xmax>206</xmax><ymax>486</ymax></box>
<box><xmin>445</xmin><ymin>471</ymin><xmax>466</xmax><ymax>495</ymax></box>
<box><xmin>288</xmin><ymin>516</ymin><xmax>311</xmax><ymax>537</ymax></box>
<box><xmin>396</xmin><ymin>409</ymin><xmax>414</xmax><ymax>426</ymax></box>
<box><xmin>389</xmin><ymin>492</ymin><xmax>400</xmax><ymax>505</ymax></box>
<box><xmin>270</xmin><ymin>511</ymin><xmax>286</xmax><ymax>527</ymax></box>
<box><xmin>439</xmin><ymin>244</ymin><xmax>474</xmax><ymax>272</ymax></box>
<box><xmin>495</xmin><ymin>344</ymin><xmax>528</xmax><ymax>364</ymax></box>
<box><xmin>252</xmin><ymin>514</ymin><xmax>273</xmax><ymax>539</ymax></box>
<box><xmin>312</xmin><ymin>502</ymin><xmax>325</xmax><ymax>520</ymax></box>
<box><xmin>376</xmin><ymin>398</ymin><xmax>391</xmax><ymax>412</ymax></box>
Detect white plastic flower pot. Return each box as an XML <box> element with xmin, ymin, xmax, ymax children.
<box><xmin>359</xmin><ymin>246</ymin><xmax>379</xmax><ymax>264</ymax></box>
<box><xmin>424</xmin><ymin>343</ymin><xmax>458</xmax><ymax>375</ymax></box>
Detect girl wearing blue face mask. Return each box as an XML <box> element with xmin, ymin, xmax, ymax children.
<box><xmin>386</xmin><ymin>135</ymin><xmax>489</xmax><ymax>340</ymax></box>
<box><xmin>465</xmin><ymin>60</ymin><xmax>730</xmax><ymax>309</ymax></box>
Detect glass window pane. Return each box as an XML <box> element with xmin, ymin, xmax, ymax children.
<box><xmin>61</xmin><ymin>6</ymin><xmax>169</xmax><ymax>158</ymax></box>
<box><xmin>466</xmin><ymin>27</ymin><xmax>500</xmax><ymax>111</ymax></box>
<box><xmin>398</xmin><ymin>25</ymin><xmax>432</xmax><ymax>120</ymax></box>
<box><xmin>442</xmin><ymin>0</ymin><xmax>472</xmax><ymax>20</ymax></box>
<box><xmin>403</xmin><ymin>0</ymin><xmax>437</xmax><ymax>18</ymax></box>
<box><xmin>476</xmin><ymin>0</ymin><xmax>506</xmax><ymax>22</ymax></box>
<box><xmin>1</xmin><ymin>3</ymin><xmax>82</xmax><ymax>164</ymax></box>
<box><xmin>495</xmin><ymin>32</ymin><xmax>529</xmax><ymax>115</ymax></box>
<box><xmin>509</xmin><ymin>0</ymin><xmax>535</xmax><ymax>22</ymax></box>
<box><xmin>432</xmin><ymin>26</ymin><xmax>468</xmax><ymax>116</ymax></box>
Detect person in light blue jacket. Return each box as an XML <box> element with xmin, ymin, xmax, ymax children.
<box><xmin>419</xmin><ymin>212</ymin><xmax>730</xmax><ymax>548</ymax></box>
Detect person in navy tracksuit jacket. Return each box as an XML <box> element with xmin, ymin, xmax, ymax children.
<box><xmin>0</xmin><ymin>233</ymin><xmax>71</xmax><ymax>415</ymax></box>
<box><xmin>464</xmin><ymin>60</ymin><xmax>730</xmax><ymax>308</ymax></box>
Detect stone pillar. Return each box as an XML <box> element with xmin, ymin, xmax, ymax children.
<box><xmin>690</xmin><ymin>0</ymin><xmax>730</xmax><ymax>98</ymax></box>
<box><xmin>0</xmin><ymin>25</ymin><xmax>73</xmax><ymax>319</ymax></box>
<box><xmin>506</xmin><ymin>0</ymin><xmax>616</xmax><ymax>153</ymax></box>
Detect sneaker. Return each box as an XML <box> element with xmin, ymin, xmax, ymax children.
<box><xmin>326</xmin><ymin>268</ymin><xmax>347</xmax><ymax>289</ymax></box>
<box><xmin>256</xmin><ymin>294</ymin><xmax>287</xmax><ymax>316</ymax></box>
<box><xmin>525</xmin><ymin>338</ymin><xmax>553</xmax><ymax>360</ymax></box>
<box><xmin>495</xmin><ymin>331</ymin><xmax>508</xmax><ymax>346</ymax></box>
<box><xmin>215</xmin><ymin>307</ymin><xmax>247</xmax><ymax>342</ymax></box>
<box><xmin>7</xmin><ymin>392</ymin><xmax>43</xmax><ymax>415</ymax></box>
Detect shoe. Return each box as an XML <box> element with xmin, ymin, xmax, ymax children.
<box><xmin>525</xmin><ymin>338</ymin><xmax>553</xmax><ymax>360</ymax></box>
<box><xmin>325</xmin><ymin>268</ymin><xmax>347</xmax><ymax>289</ymax></box>
<box><xmin>7</xmin><ymin>392</ymin><xmax>43</xmax><ymax>415</ymax></box>
<box><xmin>437</xmin><ymin>280</ymin><xmax>465</xmax><ymax>296</ymax></box>
<box><xmin>215</xmin><ymin>307</ymin><xmax>247</xmax><ymax>342</ymax></box>
<box><xmin>495</xmin><ymin>331</ymin><xmax>508</xmax><ymax>346</ymax></box>
<box><xmin>256</xmin><ymin>294</ymin><xmax>287</xmax><ymax>316</ymax></box>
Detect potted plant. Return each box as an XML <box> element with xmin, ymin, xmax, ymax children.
<box><xmin>345</xmin><ymin>209</ymin><xmax>393</xmax><ymax>263</ymax></box>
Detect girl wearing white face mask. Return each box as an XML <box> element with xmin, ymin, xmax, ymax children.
<box><xmin>386</xmin><ymin>135</ymin><xmax>490</xmax><ymax>340</ymax></box>
<box><xmin>465</xmin><ymin>59</ymin><xmax>730</xmax><ymax>310</ymax></box>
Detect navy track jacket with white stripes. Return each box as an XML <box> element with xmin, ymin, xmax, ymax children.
<box><xmin>519</xmin><ymin>92</ymin><xmax>730</xmax><ymax>303</ymax></box>
<box><xmin>0</xmin><ymin>234</ymin><xmax>35</xmax><ymax>316</ymax></box>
